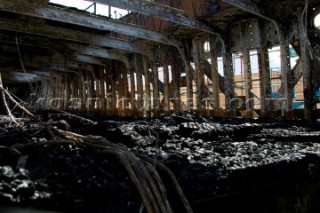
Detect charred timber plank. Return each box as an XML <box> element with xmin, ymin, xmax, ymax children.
<box><xmin>279</xmin><ymin>33</ymin><xmax>293</xmax><ymax>118</ymax></box>
<box><xmin>257</xmin><ymin>46</ymin><xmax>272</xmax><ymax>117</ymax></box>
<box><xmin>300</xmin><ymin>17</ymin><xmax>316</xmax><ymax>120</ymax></box>
<box><xmin>75</xmin><ymin>54</ymin><xmax>105</xmax><ymax>66</ymax></box>
<box><xmin>222</xmin><ymin>0</ymin><xmax>266</xmax><ymax>19</ymax></box>
<box><xmin>135</xmin><ymin>54</ymin><xmax>144</xmax><ymax>114</ymax></box>
<box><xmin>171</xmin><ymin>48</ymin><xmax>182</xmax><ymax>112</ymax></box>
<box><xmin>209</xmin><ymin>36</ymin><xmax>220</xmax><ymax>110</ymax></box>
<box><xmin>192</xmin><ymin>37</ymin><xmax>206</xmax><ymax>112</ymax></box>
<box><xmin>0</xmin><ymin>0</ymin><xmax>175</xmax><ymax>45</ymax></box>
<box><xmin>152</xmin><ymin>64</ymin><xmax>160</xmax><ymax>116</ymax></box>
<box><xmin>67</xmin><ymin>43</ymin><xmax>129</xmax><ymax>68</ymax></box>
<box><xmin>161</xmin><ymin>46</ymin><xmax>170</xmax><ymax>111</ymax></box>
<box><xmin>0</xmin><ymin>32</ymin><xmax>108</xmax><ymax>66</ymax></box>
<box><xmin>93</xmin><ymin>0</ymin><xmax>220</xmax><ymax>34</ymax></box>
<box><xmin>0</xmin><ymin>17</ymin><xmax>152</xmax><ymax>56</ymax></box>
<box><xmin>143</xmin><ymin>56</ymin><xmax>151</xmax><ymax>116</ymax></box>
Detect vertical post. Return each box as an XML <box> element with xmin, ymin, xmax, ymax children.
<box><xmin>64</xmin><ymin>74</ymin><xmax>71</xmax><ymax>110</ymax></box>
<box><xmin>240</xmin><ymin>22</ymin><xmax>253</xmax><ymax>117</ymax></box>
<box><xmin>115</xmin><ymin>65</ymin><xmax>125</xmax><ymax>116</ymax></box>
<box><xmin>143</xmin><ymin>56</ymin><xmax>151</xmax><ymax>117</ymax></box>
<box><xmin>242</xmin><ymin>48</ymin><xmax>253</xmax><ymax>111</ymax></box>
<box><xmin>152</xmin><ymin>63</ymin><xmax>160</xmax><ymax>116</ymax></box>
<box><xmin>80</xmin><ymin>70</ymin><xmax>86</xmax><ymax>110</ymax></box>
<box><xmin>105</xmin><ymin>66</ymin><xmax>114</xmax><ymax>116</ymax></box>
<box><xmin>178</xmin><ymin>45</ymin><xmax>193</xmax><ymax>110</ymax></box>
<box><xmin>223</xmin><ymin>39</ymin><xmax>235</xmax><ymax>115</ymax></box>
<box><xmin>192</xmin><ymin>36</ymin><xmax>206</xmax><ymax>113</ymax></box>
<box><xmin>99</xmin><ymin>66</ymin><xmax>106</xmax><ymax>115</ymax></box>
<box><xmin>129</xmin><ymin>60</ymin><xmax>136</xmax><ymax>115</ymax></box>
<box><xmin>280</xmin><ymin>31</ymin><xmax>293</xmax><ymax>119</ymax></box>
<box><xmin>171</xmin><ymin>48</ymin><xmax>181</xmax><ymax>112</ymax></box>
<box><xmin>123</xmin><ymin>67</ymin><xmax>129</xmax><ymax>116</ymax></box>
<box><xmin>161</xmin><ymin>46</ymin><xmax>170</xmax><ymax>112</ymax></box>
<box><xmin>135</xmin><ymin>54</ymin><xmax>144</xmax><ymax>116</ymax></box>
<box><xmin>111</xmin><ymin>68</ymin><xmax>117</xmax><ymax>116</ymax></box>
<box><xmin>299</xmin><ymin>13</ymin><xmax>316</xmax><ymax>120</ymax></box>
<box><xmin>257</xmin><ymin>45</ymin><xmax>272</xmax><ymax>117</ymax></box>
<box><xmin>209</xmin><ymin>36</ymin><xmax>220</xmax><ymax>113</ymax></box>
<box><xmin>87</xmin><ymin>70</ymin><xmax>95</xmax><ymax>114</ymax></box>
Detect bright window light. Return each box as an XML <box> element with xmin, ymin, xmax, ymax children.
<box><xmin>49</xmin><ymin>0</ymin><xmax>129</xmax><ymax>19</ymax></box>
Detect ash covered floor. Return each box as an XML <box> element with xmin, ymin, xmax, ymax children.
<box><xmin>1</xmin><ymin>111</ymin><xmax>320</xmax><ymax>213</ymax></box>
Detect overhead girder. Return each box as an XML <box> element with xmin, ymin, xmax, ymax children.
<box><xmin>92</xmin><ymin>0</ymin><xmax>221</xmax><ymax>35</ymax></box>
<box><xmin>222</xmin><ymin>0</ymin><xmax>280</xmax><ymax>31</ymax></box>
<box><xmin>0</xmin><ymin>0</ymin><xmax>179</xmax><ymax>47</ymax></box>
<box><xmin>222</xmin><ymin>0</ymin><xmax>266</xmax><ymax>18</ymax></box>
<box><xmin>0</xmin><ymin>32</ymin><xmax>109</xmax><ymax>68</ymax></box>
<box><xmin>0</xmin><ymin>16</ymin><xmax>152</xmax><ymax>57</ymax></box>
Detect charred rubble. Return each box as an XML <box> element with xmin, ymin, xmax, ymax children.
<box><xmin>1</xmin><ymin>111</ymin><xmax>320</xmax><ymax>213</ymax></box>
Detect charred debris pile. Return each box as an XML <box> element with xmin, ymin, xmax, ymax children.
<box><xmin>1</xmin><ymin>109</ymin><xmax>320</xmax><ymax>212</ymax></box>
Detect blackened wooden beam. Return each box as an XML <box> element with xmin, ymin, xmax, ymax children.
<box><xmin>223</xmin><ymin>40</ymin><xmax>235</xmax><ymax>114</ymax></box>
<box><xmin>222</xmin><ymin>0</ymin><xmax>267</xmax><ymax>19</ymax></box>
<box><xmin>255</xmin><ymin>20</ymin><xmax>272</xmax><ymax>118</ymax></box>
<box><xmin>142</xmin><ymin>56</ymin><xmax>151</xmax><ymax>116</ymax></box>
<box><xmin>192</xmin><ymin>37</ymin><xmax>206</xmax><ymax>112</ymax></box>
<box><xmin>279</xmin><ymin>32</ymin><xmax>293</xmax><ymax>119</ymax></box>
<box><xmin>0</xmin><ymin>0</ymin><xmax>176</xmax><ymax>45</ymax></box>
<box><xmin>209</xmin><ymin>36</ymin><xmax>220</xmax><ymax>111</ymax></box>
<box><xmin>0</xmin><ymin>17</ymin><xmax>152</xmax><ymax>56</ymax></box>
<box><xmin>299</xmin><ymin>14</ymin><xmax>316</xmax><ymax>120</ymax></box>
<box><xmin>134</xmin><ymin>54</ymin><xmax>144</xmax><ymax>115</ymax></box>
<box><xmin>161</xmin><ymin>46</ymin><xmax>170</xmax><ymax>112</ymax></box>
<box><xmin>92</xmin><ymin>0</ymin><xmax>220</xmax><ymax>34</ymax></box>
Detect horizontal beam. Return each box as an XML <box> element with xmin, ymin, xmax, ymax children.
<box><xmin>0</xmin><ymin>16</ymin><xmax>152</xmax><ymax>57</ymax></box>
<box><xmin>222</xmin><ymin>0</ymin><xmax>266</xmax><ymax>18</ymax></box>
<box><xmin>0</xmin><ymin>31</ymin><xmax>130</xmax><ymax>67</ymax></box>
<box><xmin>0</xmin><ymin>0</ymin><xmax>176</xmax><ymax>46</ymax></box>
<box><xmin>93</xmin><ymin>0</ymin><xmax>220</xmax><ymax>35</ymax></box>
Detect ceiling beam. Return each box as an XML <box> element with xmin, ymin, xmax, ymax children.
<box><xmin>0</xmin><ymin>16</ymin><xmax>152</xmax><ymax>57</ymax></box>
<box><xmin>0</xmin><ymin>0</ymin><xmax>177</xmax><ymax>46</ymax></box>
<box><xmin>0</xmin><ymin>31</ymin><xmax>129</xmax><ymax>67</ymax></box>
<box><xmin>92</xmin><ymin>0</ymin><xmax>220</xmax><ymax>35</ymax></box>
<box><xmin>221</xmin><ymin>0</ymin><xmax>269</xmax><ymax>20</ymax></box>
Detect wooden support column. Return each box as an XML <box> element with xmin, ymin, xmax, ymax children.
<box><xmin>209</xmin><ymin>36</ymin><xmax>220</xmax><ymax>113</ymax></box>
<box><xmin>86</xmin><ymin>70</ymin><xmax>95</xmax><ymax>114</ymax></box>
<box><xmin>254</xmin><ymin>19</ymin><xmax>272</xmax><ymax>117</ymax></box>
<box><xmin>171</xmin><ymin>48</ymin><xmax>181</xmax><ymax>112</ymax></box>
<box><xmin>192</xmin><ymin>36</ymin><xmax>206</xmax><ymax>113</ymax></box>
<box><xmin>135</xmin><ymin>54</ymin><xmax>144</xmax><ymax>116</ymax></box>
<box><xmin>178</xmin><ymin>45</ymin><xmax>193</xmax><ymax>110</ymax></box>
<box><xmin>70</xmin><ymin>74</ymin><xmax>78</xmax><ymax>110</ymax></box>
<box><xmin>99</xmin><ymin>66</ymin><xmax>106</xmax><ymax>115</ymax></box>
<box><xmin>122</xmin><ymin>67</ymin><xmax>129</xmax><ymax>116</ymax></box>
<box><xmin>161</xmin><ymin>46</ymin><xmax>170</xmax><ymax>112</ymax></box>
<box><xmin>79</xmin><ymin>70</ymin><xmax>87</xmax><ymax>111</ymax></box>
<box><xmin>242</xmin><ymin>47</ymin><xmax>253</xmax><ymax>113</ymax></box>
<box><xmin>116</xmin><ymin>66</ymin><xmax>126</xmax><ymax>116</ymax></box>
<box><xmin>106</xmin><ymin>66</ymin><xmax>116</xmax><ymax>116</ymax></box>
<box><xmin>240</xmin><ymin>23</ymin><xmax>253</xmax><ymax>118</ymax></box>
<box><xmin>129</xmin><ymin>57</ymin><xmax>136</xmax><ymax>116</ymax></box>
<box><xmin>64</xmin><ymin>74</ymin><xmax>71</xmax><ymax>110</ymax></box>
<box><xmin>54</xmin><ymin>76</ymin><xmax>62</xmax><ymax>109</ymax></box>
<box><xmin>257</xmin><ymin>46</ymin><xmax>272</xmax><ymax>117</ymax></box>
<box><xmin>95</xmin><ymin>69</ymin><xmax>101</xmax><ymax>113</ymax></box>
<box><xmin>143</xmin><ymin>56</ymin><xmax>151</xmax><ymax>117</ymax></box>
<box><xmin>152</xmin><ymin>63</ymin><xmax>160</xmax><ymax>117</ymax></box>
<box><xmin>280</xmin><ymin>31</ymin><xmax>293</xmax><ymax>119</ymax></box>
<box><xmin>223</xmin><ymin>39</ymin><xmax>235</xmax><ymax>115</ymax></box>
<box><xmin>299</xmin><ymin>14</ymin><xmax>316</xmax><ymax>120</ymax></box>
